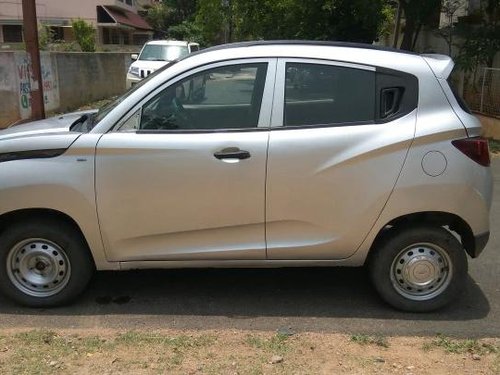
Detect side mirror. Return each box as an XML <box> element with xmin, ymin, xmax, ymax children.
<box><xmin>131</xmin><ymin>53</ymin><xmax>138</xmax><ymax>61</ymax></box>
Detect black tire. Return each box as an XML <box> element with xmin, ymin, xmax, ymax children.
<box><xmin>0</xmin><ymin>219</ymin><xmax>95</xmax><ymax>307</ymax></box>
<box><xmin>369</xmin><ymin>225</ymin><xmax>468</xmax><ymax>312</ymax></box>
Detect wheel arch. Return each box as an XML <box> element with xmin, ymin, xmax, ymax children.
<box><xmin>368</xmin><ymin>211</ymin><xmax>476</xmax><ymax>261</ymax></box>
<box><xmin>0</xmin><ymin>208</ymin><xmax>96</xmax><ymax>268</ymax></box>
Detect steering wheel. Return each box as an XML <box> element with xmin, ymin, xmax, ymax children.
<box><xmin>171</xmin><ymin>97</ymin><xmax>194</xmax><ymax>126</ymax></box>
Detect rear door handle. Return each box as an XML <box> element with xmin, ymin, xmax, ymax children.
<box><xmin>214</xmin><ymin>147</ymin><xmax>251</xmax><ymax>160</ymax></box>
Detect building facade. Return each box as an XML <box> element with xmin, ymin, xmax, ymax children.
<box><xmin>0</xmin><ymin>0</ymin><xmax>154</xmax><ymax>47</ymax></box>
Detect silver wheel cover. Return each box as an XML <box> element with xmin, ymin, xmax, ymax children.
<box><xmin>6</xmin><ymin>238</ymin><xmax>71</xmax><ymax>298</ymax></box>
<box><xmin>390</xmin><ymin>242</ymin><xmax>452</xmax><ymax>301</ymax></box>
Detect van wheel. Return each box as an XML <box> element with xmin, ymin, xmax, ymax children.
<box><xmin>369</xmin><ymin>226</ymin><xmax>468</xmax><ymax>312</ymax></box>
<box><xmin>0</xmin><ymin>219</ymin><xmax>94</xmax><ymax>307</ymax></box>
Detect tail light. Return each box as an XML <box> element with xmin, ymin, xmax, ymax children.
<box><xmin>452</xmin><ymin>137</ymin><xmax>490</xmax><ymax>167</ymax></box>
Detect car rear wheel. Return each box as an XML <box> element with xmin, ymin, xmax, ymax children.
<box><xmin>0</xmin><ymin>219</ymin><xmax>94</xmax><ymax>307</ymax></box>
<box><xmin>369</xmin><ymin>226</ymin><xmax>468</xmax><ymax>312</ymax></box>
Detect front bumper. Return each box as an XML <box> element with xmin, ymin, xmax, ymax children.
<box><xmin>126</xmin><ymin>74</ymin><xmax>142</xmax><ymax>89</ymax></box>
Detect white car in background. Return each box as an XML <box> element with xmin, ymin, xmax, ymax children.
<box><xmin>126</xmin><ymin>40</ymin><xmax>200</xmax><ymax>88</ymax></box>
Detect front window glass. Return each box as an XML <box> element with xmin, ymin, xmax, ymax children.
<box><xmin>139</xmin><ymin>45</ymin><xmax>189</xmax><ymax>61</ymax></box>
<box><xmin>132</xmin><ymin>63</ymin><xmax>268</xmax><ymax>131</ymax></box>
<box><xmin>284</xmin><ymin>63</ymin><xmax>375</xmax><ymax>126</ymax></box>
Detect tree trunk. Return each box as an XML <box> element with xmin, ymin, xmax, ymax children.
<box><xmin>400</xmin><ymin>16</ymin><xmax>416</xmax><ymax>50</ymax></box>
<box><xmin>411</xmin><ymin>23</ymin><xmax>422</xmax><ymax>51</ymax></box>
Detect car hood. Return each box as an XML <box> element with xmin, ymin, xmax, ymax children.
<box><xmin>0</xmin><ymin>110</ymin><xmax>97</xmax><ymax>154</ymax></box>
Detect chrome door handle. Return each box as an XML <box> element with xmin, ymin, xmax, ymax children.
<box><xmin>214</xmin><ymin>147</ymin><xmax>251</xmax><ymax>160</ymax></box>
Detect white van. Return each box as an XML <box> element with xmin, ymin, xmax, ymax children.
<box><xmin>126</xmin><ymin>40</ymin><xmax>200</xmax><ymax>88</ymax></box>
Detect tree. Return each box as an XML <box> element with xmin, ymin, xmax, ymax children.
<box><xmin>71</xmin><ymin>19</ymin><xmax>96</xmax><ymax>52</ymax></box>
<box><xmin>436</xmin><ymin>0</ymin><xmax>463</xmax><ymax>56</ymax></box>
<box><xmin>196</xmin><ymin>0</ymin><xmax>390</xmax><ymax>46</ymax></box>
<box><xmin>399</xmin><ymin>0</ymin><xmax>442</xmax><ymax>51</ymax></box>
<box><xmin>455</xmin><ymin>0</ymin><xmax>500</xmax><ymax>70</ymax></box>
<box><xmin>144</xmin><ymin>0</ymin><xmax>198</xmax><ymax>40</ymax></box>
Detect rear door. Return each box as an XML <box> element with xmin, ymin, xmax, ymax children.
<box><xmin>266</xmin><ymin>58</ymin><xmax>418</xmax><ymax>259</ymax></box>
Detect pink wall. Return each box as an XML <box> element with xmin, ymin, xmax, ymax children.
<box><xmin>0</xmin><ymin>0</ymin><xmax>138</xmax><ymax>25</ymax></box>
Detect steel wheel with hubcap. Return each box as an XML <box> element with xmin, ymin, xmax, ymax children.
<box><xmin>0</xmin><ymin>219</ymin><xmax>94</xmax><ymax>307</ymax></box>
<box><xmin>7</xmin><ymin>238</ymin><xmax>71</xmax><ymax>298</ymax></box>
<box><xmin>369</xmin><ymin>226</ymin><xmax>467</xmax><ymax>312</ymax></box>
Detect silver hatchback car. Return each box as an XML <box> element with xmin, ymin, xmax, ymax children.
<box><xmin>0</xmin><ymin>41</ymin><xmax>493</xmax><ymax>311</ymax></box>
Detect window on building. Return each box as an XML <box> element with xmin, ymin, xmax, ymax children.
<box><xmin>133</xmin><ymin>34</ymin><xmax>150</xmax><ymax>45</ymax></box>
<box><xmin>284</xmin><ymin>63</ymin><xmax>376</xmax><ymax>126</ymax></box>
<box><xmin>122</xmin><ymin>31</ymin><xmax>130</xmax><ymax>45</ymax></box>
<box><xmin>103</xmin><ymin>28</ymin><xmax>120</xmax><ymax>44</ymax></box>
<box><xmin>49</xmin><ymin>26</ymin><xmax>64</xmax><ymax>41</ymax></box>
<box><xmin>3</xmin><ymin>25</ymin><xmax>23</xmax><ymax>43</ymax></box>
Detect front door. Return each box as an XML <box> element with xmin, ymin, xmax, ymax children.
<box><xmin>96</xmin><ymin>59</ymin><xmax>276</xmax><ymax>262</ymax></box>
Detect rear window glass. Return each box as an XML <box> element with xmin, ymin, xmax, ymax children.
<box><xmin>284</xmin><ymin>63</ymin><xmax>375</xmax><ymax>126</ymax></box>
<box><xmin>448</xmin><ymin>70</ymin><xmax>472</xmax><ymax>114</ymax></box>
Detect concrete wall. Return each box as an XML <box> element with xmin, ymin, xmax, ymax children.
<box><xmin>0</xmin><ymin>51</ymin><xmax>130</xmax><ymax>128</ymax></box>
<box><xmin>478</xmin><ymin>114</ymin><xmax>500</xmax><ymax>140</ymax></box>
<box><xmin>55</xmin><ymin>53</ymin><xmax>129</xmax><ymax>111</ymax></box>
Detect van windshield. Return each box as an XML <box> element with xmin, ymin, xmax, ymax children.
<box><xmin>139</xmin><ymin>45</ymin><xmax>189</xmax><ymax>61</ymax></box>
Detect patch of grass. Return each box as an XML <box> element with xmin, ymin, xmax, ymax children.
<box><xmin>423</xmin><ymin>335</ymin><xmax>499</xmax><ymax>355</ymax></box>
<box><xmin>246</xmin><ymin>333</ymin><xmax>291</xmax><ymax>354</ymax></box>
<box><xmin>489</xmin><ymin>138</ymin><xmax>500</xmax><ymax>153</ymax></box>
<box><xmin>350</xmin><ymin>334</ymin><xmax>389</xmax><ymax>348</ymax></box>
<box><xmin>7</xmin><ymin>330</ymin><xmax>75</xmax><ymax>374</ymax></box>
<box><xmin>115</xmin><ymin>331</ymin><xmax>215</xmax><ymax>349</ymax></box>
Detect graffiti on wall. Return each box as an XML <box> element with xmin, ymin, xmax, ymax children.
<box><xmin>14</xmin><ymin>52</ymin><xmax>59</xmax><ymax>118</ymax></box>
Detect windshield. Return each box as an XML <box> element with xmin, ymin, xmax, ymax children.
<box><xmin>139</xmin><ymin>44</ymin><xmax>189</xmax><ymax>61</ymax></box>
<box><xmin>93</xmin><ymin>61</ymin><xmax>178</xmax><ymax>125</ymax></box>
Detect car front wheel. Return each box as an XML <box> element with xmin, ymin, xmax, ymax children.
<box><xmin>369</xmin><ymin>226</ymin><xmax>468</xmax><ymax>312</ymax></box>
<box><xmin>0</xmin><ymin>219</ymin><xmax>94</xmax><ymax>307</ymax></box>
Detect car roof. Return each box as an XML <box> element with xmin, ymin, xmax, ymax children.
<box><xmin>145</xmin><ymin>40</ymin><xmax>191</xmax><ymax>46</ymax></box>
<box><xmin>199</xmin><ymin>40</ymin><xmax>419</xmax><ymax>56</ymax></box>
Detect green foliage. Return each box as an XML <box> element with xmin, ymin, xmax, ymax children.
<box><xmin>455</xmin><ymin>0</ymin><xmax>500</xmax><ymax>70</ymax></box>
<box><xmin>168</xmin><ymin>20</ymin><xmax>206</xmax><ymax>44</ymax></box>
<box><xmin>145</xmin><ymin>0</ymin><xmax>198</xmax><ymax>40</ymax></box>
<box><xmin>145</xmin><ymin>2</ymin><xmax>172</xmax><ymax>38</ymax></box>
<box><xmin>246</xmin><ymin>333</ymin><xmax>291</xmax><ymax>354</ymax></box>
<box><xmin>489</xmin><ymin>139</ymin><xmax>500</xmax><ymax>153</ymax></box>
<box><xmin>379</xmin><ymin>2</ymin><xmax>397</xmax><ymax>38</ymax></box>
<box><xmin>71</xmin><ymin>19</ymin><xmax>96</xmax><ymax>52</ymax></box>
<box><xmin>196</xmin><ymin>0</ymin><xmax>389</xmax><ymax>46</ymax></box>
<box><xmin>38</xmin><ymin>24</ymin><xmax>54</xmax><ymax>50</ymax></box>
<box><xmin>350</xmin><ymin>334</ymin><xmax>390</xmax><ymax>348</ymax></box>
<box><xmin>423</xmin><ymin>334</ymin><xmax>498</xmax><ymax>355</ymax></box>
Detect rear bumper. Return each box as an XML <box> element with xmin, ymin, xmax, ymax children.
<box><xmin>468</xmin><ymin>231</ymin><xmax>490</xmax><ymax>258</ymax></box>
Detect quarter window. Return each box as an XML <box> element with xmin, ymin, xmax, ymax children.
<box><xmin>284</xmin><ymin>63</ymin><xmax>375</xmax><ymax>126</ymax></box>
<box><xmin>137</xmin><ymin>63</ymin><xmax>268</xmax><ymax>131</ymax></box>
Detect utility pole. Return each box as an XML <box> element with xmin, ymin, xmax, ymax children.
<box><xmin>392</xmin><ymin>1</ymin><xmax>402</xmax><ymax>49</ymax></box>
<box><xmin>22</xmin><ymin>0</ymin><xmax>45</xmax><ymax>120</ymax></box>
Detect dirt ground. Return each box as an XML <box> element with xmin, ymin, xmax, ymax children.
<box><xmin>0</xmin><ymin>328</ymin><xmax>498</xmax><ymax>375</ymax></box>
